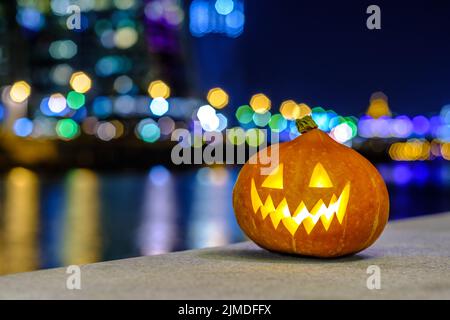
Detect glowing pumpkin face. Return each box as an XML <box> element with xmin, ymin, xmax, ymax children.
<box><xmin>251</xmin><ymin>162</ymin><xmax>350</xmax><ymax>236</ymax></box>
<box><xmin>233</xmin><ymin>116</ymin><xmax>389</xmax><ymax>258</ymax></box>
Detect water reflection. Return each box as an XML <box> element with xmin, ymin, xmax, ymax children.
<box><xmin>62</xmin><ymin>169</ymin><xmax>101</xmax><ymax>265</ymax></box>
<box><xmin>0</xmin><ymin>163</ymin><xmax>449</xmax><ymax>275</ymax></box>
<box><xmin>138</xmin><ymin>165</ymin><xmax>177</xmax><ymax>255</ymax></box>
<box><xmin>1</xmin><ymin>168</ymin><xmax>39</xmax><ymax>274</ymax></box>
<box><xmin>187</xmin><ymin>167</ymin><xmax>236</xmax><ymax>249</ymax></box>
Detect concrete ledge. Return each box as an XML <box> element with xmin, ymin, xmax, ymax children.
<box><xmin>1</xmin><ymin>213</ymin><xmax>450</xmax><ymax>299</ymax></box>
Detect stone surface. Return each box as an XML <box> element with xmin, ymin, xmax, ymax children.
<box><xmin>0</xmin><ymin>213</ymin><xmax>450</xmax><ymax>299</ymax></box>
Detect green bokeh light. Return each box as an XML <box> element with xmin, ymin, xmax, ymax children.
<box><xmin>66</xmin><ymin>91</ymin><xmax>85</xmax><ymax>110</ymax></box>
<box><xmin>235</xmin><ymin>105</ymin><xmax>254</xmax><ymax>124</ymax></box>
<box><xmin>269</xmin><ymin>113</ymin><xmax>287</xmax><ymax>132</ymax></box>
<box><xmin>56</xmin><ymin>119</ymin><xmax>79</xmax><ymax>139</ymax></box>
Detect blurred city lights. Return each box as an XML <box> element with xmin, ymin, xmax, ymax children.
<box><xmin>280</xmin><ymin>100</ymin><xmax>300</xmax><ymax>120</ymax></box>
<box><xmin>56</xmin><ymin>119</ymin><xmax>79</xmax><ymax>140</ymax></box>
<box><xmin>82</xmin><ymin>117</ymin><xmax>99</xmax><ymax>135</ymax></box>
<box><xmin>389</xmin><ymin>140</ymin><xmax>431</xmax><ymax>161</ymax></box>
<box><xmin>148</xmin><ymin>80</ymin><xmax>171</xmax><ymax>99</ymax></box>
<box><xmin>190</xmin><ymin>0</ymin><xmax>245</xmax><ymax>37</ymax></box>
<box><xmin>9</xmin><ymin>81</ymin><xmax>31</xmax><ymax>103</ymax></box>
<box><xmin>16</xmin><ymin>7</ymin><xmax>45</xmax><ymax>31</ymax></box>
<box><xmin>137</xmin><ymin>119</ymin><xmax>161</xmax><ymax>143</ymax></box>
<box><xmin>412</xmin><ymin>115</ymin><xmax>430</xmax><ymax>136</ymax></box>
<box><xmin>268</xmin><ymin>114</ymin><xmax>287</xmax><ymax>132</ymax></box>
<box><xmin>113</xmin><ymin>75</ymin><xmax>134</xmax><ymax>94</ymax></box>
<box><xmin>331</xmin><ymin>122</ymin><xmax>353</xmax><ymax>143</ymax></box>
<box><xmin>114</xmin><ymin>27</ymin><xmax>138</xmax><ymax>49</ymax></box>
<box><xmin>158</xmin><ymin>116</ymin><xmax>176</xmax><ymax>135</ymax></box>
<box><xmin>92</xmin><ymin>97</ymin><xmax>113</xmax><ymax>118</ymax></box>
<box><xmin>114</xmin><ymin>0</ymin><xmax>136</xmax><ymax>11</ymax></box>
<box><xmin>96</xmin><ymin>122</ymin><xmax>116</xmax><ymax>141</ymax></box>
<box><xmin>250</xmin><ymin>93</ymin><xmax>271</xmax><ymax>114</ymax></box>
<box><xmin>13</xmin><ymin>118</ymin><xmax>33</xmax><ymax>137</ymax></box>
<box><xmin>197</xmin><ymin>105</ymin><xmax>220</xmax><ymax>131</ymax></box>
<box><xmin>298</xmin><ymin>103</ymin><xmax>312</xmax><ymax>118</ymax></box>
<box><xmin>207</xmin><ymin>87</ymin><xmax>229</xmax><ymax>109</ymax></box>
<box><xmin>66</xmin><ymin>91</ymin><xmax>85</xmax><ymax>110</ymax></box>
<box><xmin>367</xmin><ymin>92</ymin><xmax>391</xmax><ymax>118</ymax></box>
<box><xmin>216</xmin><ymin>113</ymin><xmax>228</xmax><ymax>131</ymax></box>
<box><xmin>48</xmin><ymin>93</ymin><xmax>67</xmax><ymax>113</ymax></box>
<box><xmin>50</xmin><ymin>64</ymin><xmax>73</xmax><ymax>86</ymax></box>
<box><xmin>114</xmin><ymin>95</ymin><xmax>135</xmax><ymax>116</ymax></box>
<box><xmin>70</xmin><ymin>72</ymin><xmax>92</xmax><ymax>93</ymax></box>
<box><xmin>215</xmin><ymin>0</ymin><xmax>234</xmax><ymax>15</ymax></box>
<box><xmin>49</xmin><ymin>40</ymin><xmax>77</xmax><ymax>60</ymax></box>
<box><xmin>235</xmin><ymin>105</ymin><xmax>254</xmax><ymax>124</ymax></box>
<box><xmin>252</xmin><ymin>111</ymin><xmax>271</xmax><ymax>127</ymax></box>
<box><xmin>150</xmin><ymin>97</ymin><xmax>169</xmax><ymax>116</ymax></box>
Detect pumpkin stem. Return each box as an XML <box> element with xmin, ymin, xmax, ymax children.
<box><xmin>296</xmin><ymin>115</ymin><xmax>318</xmax><ymax>134</ymax></box>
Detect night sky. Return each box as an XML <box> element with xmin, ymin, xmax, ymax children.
<box><xmin>192</xmin><ymin>0</ymin><xmax>450</xmax><ymax>117</ymax></box>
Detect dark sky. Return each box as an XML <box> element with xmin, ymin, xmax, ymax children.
<box><xmin>192</xmin><ymin>0</ymin><xmax>450</xmax><ymax>117</ymax></box>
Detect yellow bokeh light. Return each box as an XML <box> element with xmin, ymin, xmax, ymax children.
<box><xmin>367</xmin><ymin>93</ymin><xmax>391</xmax><ymax>119</ymax></box>
<box><xmin>207</xmin><ymin>87</ymin><xmax>229</xmax><ymax>109</ymax></box>
<box><xmin>114</xmin><ymin>27</ymin><xmax>138</xmax><ymax>49</ymax></box>
<box><xmin>298</xmin><ymin>103</ymin><xmax>312</xmax><ymax>118</ymax></box>
<box><xmin>70</xmin><ymin>72</ymin><xmax>92</xmax><ymax>93</ymax></box>
<box><xmin>280</xmin><ymin>100</ymin><xmax>300</xmax><ymax>120</ymax></box>
<box><xmin>250</xmin><ymin>93</ymin><xmax>271</xmax><ymax>114</ymax></box>
<box><xmin>148</xmin><ymin>80</ymin><xmax>170</xmax><ymax>99</ymax></box>
<box><xmin>9</xmin><ymin>81</ymin><xmax>31</xmax><ymax>103</ymax></box>
<box><xmin>389</xmin><ymin>140</ymin><xmax>431</xmax><ymax>161</ymax></box>
<box><xmin>441</xmin><ymin>143</ymin><xmax>450</xmax><ymax>160</ymax></box>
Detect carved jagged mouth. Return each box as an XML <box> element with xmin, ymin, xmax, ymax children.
<box><xmin>250</xmin><ymin>179</ymin><xmax>351</xmax><ymax>235</ymax></box>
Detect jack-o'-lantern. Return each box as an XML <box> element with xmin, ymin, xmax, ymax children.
<box><xmin>233</xmin><ymin>114</ymin><xmax>389</xmax><ymax>257</ymax></box>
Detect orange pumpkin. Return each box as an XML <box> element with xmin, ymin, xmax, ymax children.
<box><xmin>233</xmin><ymin>115</ymin><xmax>389</xmax><ymax>257</ymax></box>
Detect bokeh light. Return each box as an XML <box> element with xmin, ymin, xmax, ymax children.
<box><xmin>207</xmin><ymin>87</ymin><xmax>229</xmax><ymax>109</ymax></box>
<box><xmin>137</xmin><ymin>119</ymin><xmax>161</xmax><ymax>143</ymax></box>
<box><xmin>148</xmin><ymin>80</ymin><xmax>171</xmax><ymax>99</ymax></box>
<box><xmin>215</xmin><ymin>0</ymin><xmax>234</xmax><ymax>15</ymax></box>
<box><xmin>250</xmin><ymin>93</ymin><xmax>271</xmax><ymax>114</ymax></box>
<box><xmin>48</xmin><ymin>93</ymin><xmax>67</xmax><ymax>113</ymax></box>
<box><xmin>70</xmin><ymin>72</ymin><xmax>92</xmax><ymax>93</ymax></box>
<box><xmin>280</xmin><ymin>100</ymin><xmax>300</xmax><ymax>120</ymax></box>
<box><xmin>367</xmin><ymin>92</ymin><xmax>391</xmax><ymax>119</ymax></box>
<box><xmin>66</xmin><ymin>91</ymin><xmax>85</xmax><ymax>110</ymax></box>
<box><xmin>197</xmin><ymin>104</ymin><xmax>220</xmax><ymax>131</ymax></box>
<box><xmin>9</xmin><ymin>81</ymin><xmax>31</xmax><ymax>103</ymax></box>
<box><xmin>56</xmin><ymin>119</ymin><xmax>79</xmax><ymax>140</ymax></box>
<box><xmin>235</xmin><ymin>105</ymin><xmax>253</xmax><ymax>124</ymax></box>
<box><xmin>114</xmin><ymin>27</ymin><xmax>138</xmax><ymax>49</ymax></box>
<box><xmin>49</xmin><ymin>40</ymin><xmax>77</xmax><ymax>60</ymax></box>
<box><xmin>268</xmin><ymin>114</ymin><xmax>287</xmax><ymax>132</ymax></box>
<box><xmin>252</xmin><ymin>111</ymin><xmax>271</xmax><ymax>127</ymax></box>
<box><xmin>13</xmin><ymin>118</ymin><xmax>34</xmax><ymax>137</ymax></box>
<box><xmin>150</xmin><ymin>97</ymin><xmax>169</xmax><ymax>116</ymax></box>
<box><xmin>96</xmin><ymin>122</ymin><xmax>116</xmax><ymax>141</ymax></box>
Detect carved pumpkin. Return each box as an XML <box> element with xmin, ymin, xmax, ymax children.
<box><xmin>233</xmin><ymin>115</ymin><xmax>389</xmax><ymax>257</ymax></box>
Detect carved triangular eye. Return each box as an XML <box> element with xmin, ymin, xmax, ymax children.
<box><xmin>262</xmin><ymin>164</ymin><xmax>283</xmax><ymax>189</ymax></box>
<box><xmin>309</xmin><ymin>163</ymin><xmax>333</xmax><ymax>188</ymax></box>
